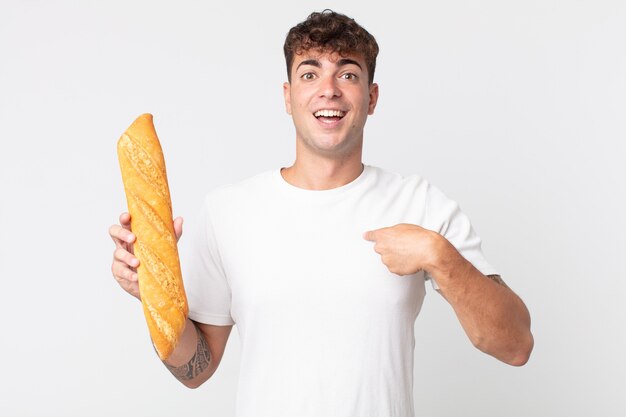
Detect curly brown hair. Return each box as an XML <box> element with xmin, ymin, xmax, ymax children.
<box><xmin>283</xmin><ymin>10</ymin><xmax>379</xmax><ymax>84</ymax></box>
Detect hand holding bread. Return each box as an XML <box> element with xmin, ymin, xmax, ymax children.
<box><xmin>110</xmin><ymin>212</ymin><xmax>140</xmax><ymax>299</ymax></box>
<box><xmin>110</xmin><ymin>213</ymin><xmax>183</xmax><ymax>300</ymax></box>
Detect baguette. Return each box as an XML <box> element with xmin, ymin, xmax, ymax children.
<box><xmin>117</xmin><ymin>113</ymin><xmax>188</xmax><ymax>360</ymax></box>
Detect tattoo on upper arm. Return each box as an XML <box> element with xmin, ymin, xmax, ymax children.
<box><xmin>164</xmin><ymin>325</ymin><xmax>211</xmax><ymax>381</ymax></box>
<box><xmin>487</xmin><ymin>274</ymin><xmax>508</xmax><ymax>288</ymax></box>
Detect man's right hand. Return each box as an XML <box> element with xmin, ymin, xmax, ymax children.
<box><xmin>109</xmin><ymin>212</ymin><xmax>183</xmax><ymax>300</ymax></box>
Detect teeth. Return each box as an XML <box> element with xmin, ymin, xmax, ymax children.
<box><xmin>314</xmin><ymin>109</ymin><xmax>345</xmax><ymax>118</ymax></box>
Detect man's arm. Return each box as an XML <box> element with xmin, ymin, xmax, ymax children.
<box><xmin>161</xmin><ymin>319</ymin><xmax>233</xmax><ymax>388</ymax></box>
<box><xmin>363</xmin><ymin>223</ymin><xmax>533</xmax><ymax>366</ymax></box>
<box><xmin>433</xmin><ymin>267</ymin><xmax>533</xmax><ymax>366</ymax></box>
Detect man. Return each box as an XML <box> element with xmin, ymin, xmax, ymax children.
<box><xmin>110</xmin><ymin>10</ymin><xmax>533</xmax><ymax>417</ymax></box>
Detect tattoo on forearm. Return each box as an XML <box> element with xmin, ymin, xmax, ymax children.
<box><xmin>487</xmin><ymin>274</ymin><xmax>508</xmax><ymax>288</ymax></box>
<box><xmin>164</xmin><ymin>325</ymin><xmax>211</xmax><ymax>381</ymax></box>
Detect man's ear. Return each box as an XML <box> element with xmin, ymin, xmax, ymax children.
<box><xmin>283</xmin><ymin>82</ymin><xmax>292</xmax><ymax>115</ymax></box>
<box><xmin>368</xmin><ymin>83</ymin><xmax>379</xmax><ymax>115</ymax></box>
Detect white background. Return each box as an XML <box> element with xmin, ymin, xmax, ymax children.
<box><xmin>1</xmin><ymin>0</ymin><xmax>624</xmax><ymax>416</ymax></box>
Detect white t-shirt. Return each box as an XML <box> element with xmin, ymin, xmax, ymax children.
<box><xmin>183</xmin><ymin>165</ymin><xmax>497</xmax><ymax>417</ymax></box>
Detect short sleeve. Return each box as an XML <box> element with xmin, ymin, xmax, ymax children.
<box><xmin>182</xmin><ymin>197</ymin><xmax>236</xmax><ymax>325</ymax></box>
<box><xmin>424</xmin><ymin>185</ymin><xmax>499</xmax><ymax>290</ymax></box>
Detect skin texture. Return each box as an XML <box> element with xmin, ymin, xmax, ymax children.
<box><xmin>164</xmin><ymin>324</ymin><xmax>211</xmax><ymax>381</ymax></box>
<box><xmin>283</xmin><ymin>51</ymin><xmax>378</xmax><ymax>160</ymax></box>
<box><xmin>110</xmin><ymin>47</ymin><xmax>532</xmax><ymax>388</ymax></box>
<box><xmin>281</xmin><ymin>50</ymin><xmax>378</xmax><ymax>190</ymax></box>
<box><xmin>363</xmin><ymin>224</ymin><xmax>533</xmax><ymax>365</ymax></box>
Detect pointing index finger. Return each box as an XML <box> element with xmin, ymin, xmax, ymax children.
<box><xmin>363</xmin><ymin>230</ymin><xmax>377</xmax><ymax>242</ymax></box>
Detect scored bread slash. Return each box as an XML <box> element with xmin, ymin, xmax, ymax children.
<box><xmin>117</xmin><ymin>113</ymin><xmax>188</xmax><ymax>360</ymax></box>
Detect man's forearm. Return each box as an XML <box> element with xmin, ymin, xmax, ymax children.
<box><xmin>160</xmin><ymin>318</ymin><xmax>215</xmax><ymax>388</ymax></box>
<box><xmin>429</xmin><ymin>236</ymin><xmax>534</xmax><ymax>366</ymax></box>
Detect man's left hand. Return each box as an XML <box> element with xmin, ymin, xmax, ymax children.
<box><xmin>363</xmin><ymin>223</ymin><xmax>447</xmax><ymax>276</ymax></box>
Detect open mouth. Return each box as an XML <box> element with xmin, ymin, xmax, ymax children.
<box><xmin>314</xmin><ymin>109</ymin><xmax>346</xmax><ymax>123</ymax></box>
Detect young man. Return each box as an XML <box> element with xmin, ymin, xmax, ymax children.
<box><xmin>110</xmin><ymin>10</ymin><xmax>533</xmax><ymax>417</ymax></box>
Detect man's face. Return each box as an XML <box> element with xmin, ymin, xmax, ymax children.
<box><xmin>283</xmin><ymin>50</ymin><xmax>379</xmax><ymax>158</ymax></box>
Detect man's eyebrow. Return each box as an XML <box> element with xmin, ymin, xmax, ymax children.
<box><xmin>336</xmin><ymin>58</ymin><xmax>362</xmax><ymax>70</ymax></box>
<box><xmin>295</xmin><ymin>58</ymin><xmax>363</xmax><ymax>71</ymax></box>
<box><xmin>296</xmin><ymin>59</ymin><xmax>321</xmax><ymax>70</ymax></box>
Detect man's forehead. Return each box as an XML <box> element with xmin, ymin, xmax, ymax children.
<box><xmin>293</xmin><ymin>49</ymin><xmax>366</xmax><ymax>66</ymax></box>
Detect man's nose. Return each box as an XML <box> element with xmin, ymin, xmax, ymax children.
<box><xmin>318</xmin><ymin>76</ymin><xmax>341</xmax><ymax>99</ymax></box>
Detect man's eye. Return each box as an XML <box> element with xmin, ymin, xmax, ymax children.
<box><xmin>302</xmin><ymin>73</ymin><xmax>315</xmax><ymax>80</ymax></box>
<box><xmin>341</xmin><ymin>73</ymin><xmax>357</xmax><ymax>80</ymax></box>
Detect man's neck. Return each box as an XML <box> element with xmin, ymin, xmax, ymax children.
<box><xmin>281</xmin><ymin>155</ymin><xmax>364</xmax><ymax>191</ymax></box>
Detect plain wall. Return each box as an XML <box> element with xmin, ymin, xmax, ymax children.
<box><xmin>1</xmin><ymin>0</ymin><xmax>624</xmax><ymax>416</ymax></box>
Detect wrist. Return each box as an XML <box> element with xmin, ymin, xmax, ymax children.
<box><xmin>425</xmin><ymin>232</ymin><xmax>469</xmax><ymax>285</ymax></box>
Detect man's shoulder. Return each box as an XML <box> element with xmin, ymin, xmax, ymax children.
<box><xmin>203</xmin><ymin>169</ymin><xmax>279</xmax><ymax>205</ymax></box>
<box><xmin>367</xmin><ymin>165</ymin><xmax>430</xmax><ymax>191</ymax></box>
<box><xmin>214</xmin><ymin>169</ymin><xmax>277</xmax><ymax>192</ymax></box>
<box><xmin>367</xmin><ymin>165</ymin><xmax>460</xmax><ymax>212</ymax></box>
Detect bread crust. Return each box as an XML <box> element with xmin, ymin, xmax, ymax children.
<box><xmin>117</xmin><ymin>113</ymin><xmax>188</xmax><ymax>360</ymax></box>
